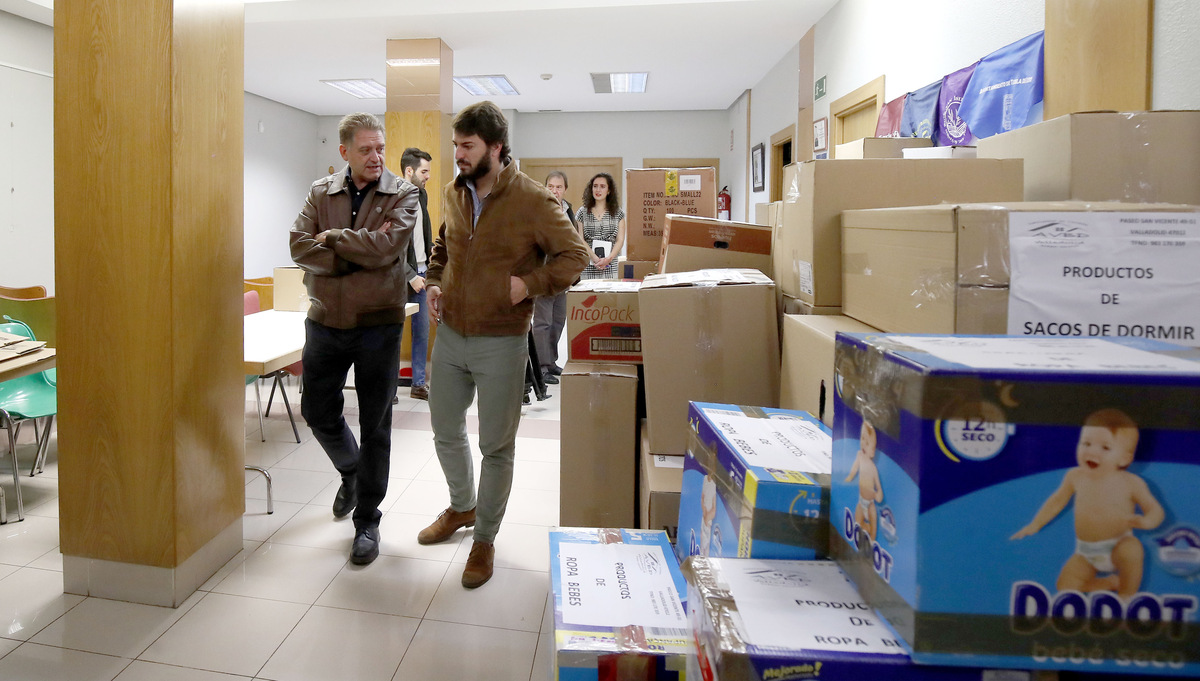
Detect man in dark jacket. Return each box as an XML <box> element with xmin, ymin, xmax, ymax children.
<box><xmin>417</xmin><ymin>102</ymin><xmax>589</xmax><ymax>588</ymax></box>
<box><xmin>532</xmin><ymin>170</ymin><xmax>579</xmax><ymax>385</ymax></box>
<box><xmin>289</xmin><ymin>112</ymin><xmax>418</xmax><ymax>566</ymax></box>
<box><xmin>401</xmin><ymin>147</ymin><xmax>434</xmax><ymax>400</ymax></box>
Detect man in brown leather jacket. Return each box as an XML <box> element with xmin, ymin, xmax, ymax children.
<box><xmin>289</xmin><ymin>112</ymin><xmax>419</xmax><ymax>566</ymax></box>
<box><xmin>416</xmin><ymin>102</ymin><xmax>588</xmax><ymax>588</ymax></box>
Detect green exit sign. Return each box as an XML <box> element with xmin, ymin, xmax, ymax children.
<box><xmin>814</xmin><ymin>76</ymin><xmax>827</xmax><ymax>101</ymax></box>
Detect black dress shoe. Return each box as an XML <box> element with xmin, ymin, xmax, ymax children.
<box><xmin>548</xmin><ymin>364</ymin><xmax>563</xmax><ymax>376</ymax></box>
<box><xmin>350</xmin><ymin>527</ymin><xmax>380</xmax><ymax>565</ymax></box>
<box><xmin>333</xmin><ymin>479</ymin><xmax>357</xmax><ymax>519</ymax></box>
<box><xmin>542</xmin><ymin>372</ymin><xmax>559</xmax><ymax>385</ymax></box>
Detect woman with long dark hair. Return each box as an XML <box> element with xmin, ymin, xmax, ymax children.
<box><xmin>575</xmin><ymin>172</ymin><xmax>626</xmax><ymax>280</ymax></box>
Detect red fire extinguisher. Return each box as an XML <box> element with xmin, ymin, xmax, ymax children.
<box><xmin>717</xmin><ymin>186</ymin><xmax>731</xmax><ymax>221</ymax></box>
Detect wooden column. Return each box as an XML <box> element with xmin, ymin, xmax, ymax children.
<box><xmin>54</xmin><ymin>0</ymin><xmax>245</xmax><ymax>607</ymax></box>
<box><xmin>385</xmin><ymin>38</ymin><xmax>454</xmax><ymax>367</ymax></box>
<box><xmin>1044</xmin><ymin>0</ymin><xmax>1153</xmax><ymax>118</ymax></box>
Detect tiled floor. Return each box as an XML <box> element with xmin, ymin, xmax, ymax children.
<box><xmin>0</xmin><ymin>367</ymin><xmax>566</xmax><ymax>681</ymax></box>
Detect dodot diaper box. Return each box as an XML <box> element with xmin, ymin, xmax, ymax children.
<box><xmin>830</xmin><ymin>333</ymin><xmax>1200</xmax><ymax>675</ymax></box>
<box><xmin>550</xmin><ymin>528</ymin><xmax>690</xmax><ymax>681</ymax></box>
<box><xmin>683</xmin><ymin>557</ymin><xmax>1030</xmax><ymax>681</ymax></box>
<box><xmin>675</xmin><ymin>402</ymin><xmax>832</xmax><ymax>565</ymax></box>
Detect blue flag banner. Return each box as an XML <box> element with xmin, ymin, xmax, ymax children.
<box><xmin>959</xmin><ymin>31</ymin><xmax>1044</xmax><ymax>139</ymax></box>
<box><xmin>936</xmin><ymin>62</ymin><xmax>978</xmax><ymax>146</ymax></box>
<box><xmin>900</xmin><ymin>80</ymin><xmax>941</xmax><ymax>139</ymax></box>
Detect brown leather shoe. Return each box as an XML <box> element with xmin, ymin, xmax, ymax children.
<box><xmin>417</xmin><ymin>506</ymin><xmax>475</xmax><ymax>544</ymax></box>
<box><xmin>410</xmin><ymin>384</ymin><xmax>429</xmax><ymax>400</ymax></box>
<box><xmin>462</xmin><ymin>541</ymin><xmax>494</xmax><ymax>588</ymax></box>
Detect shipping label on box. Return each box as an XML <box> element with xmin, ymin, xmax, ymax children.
<box><xmin>1007</xmin><ymin>211</ymin><xmax>1200</xmax><ymax>347</ymax></box>
<box><xmin>626</xmin><ymin>167</ymin><xmax>717</xmax><ymax>261</ymax></box>
<box><xmin>551</xmin><ymin>528</ymin><xmax>689</xmax><ymax>681</ymax></box>
<box><xmin>566</xmin><ymin>280</ymin><xmax>642</xmax><ymax>363</ymax></box>
<box><xmin>831</xmin><ymin>333</ymin><xmax>1200</xmax><ymax>675</ymax></box>
<box><xmin>676</xmin><ymin>402</ymin><xmax>831</xmax><ymax>564</ymax></box>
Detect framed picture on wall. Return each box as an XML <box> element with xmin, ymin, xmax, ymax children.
<box><xmin>813</xmin><ymin>117</ymin><xmax>829</xmax><ymax>153</ymax></box>
<box><xmin>751</xmin><ymin>143</ymin><xmax>765</xmax><ymax>192</ymax></box>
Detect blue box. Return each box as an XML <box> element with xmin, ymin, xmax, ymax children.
<box><xmin>550</xmin><ymin>528</ymin><xmax>690</xmax><ymax>681</ymax></box>
<box><xmin>676</xmin><ymin>402</ymin><xmax>832</xmax><ymax>564</ymax></box>
<box><xmin>684</xmin><ymin>557</ymin><xmax>1026</xmax><ymax>681</ymax></box>
<box><xmin>830</xmin><ymin>334</ymin><xmax>1200</xmax><ymax>676</ymax></box>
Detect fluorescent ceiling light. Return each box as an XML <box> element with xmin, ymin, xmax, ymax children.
<box><xmin>321</xmin><ymin>79</ymin><xmax>386</xmax><ymax>99</ymax></box>
<box><xmin>591</xmin><ymin>72</ymin><xmax>648</xmax><ymax>94</ymax></box>
<box><xmin>453</xmin><ymin>75</ymin><xmax>520</xmax><ymax>97</ymax></box>
<box><xmin>386</xmin><ymin>58</ymin><xmax>440</xmax><ymax>67</ymax></box>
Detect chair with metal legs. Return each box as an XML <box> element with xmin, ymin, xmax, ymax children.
<box><xmin>243</xmin><ymin>292</ymin><xmax>275</xmax><ymax>513</ymax></box>
<box><xmin>0</xmin><ymin>318</ymin><xmax>56</xmax><ymax>523</ymax></box>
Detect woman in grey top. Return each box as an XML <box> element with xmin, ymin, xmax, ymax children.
<box><xmin>575</xmin><ymin>172</ymin><xmax>626</xmax><ymax>280</ymax></box>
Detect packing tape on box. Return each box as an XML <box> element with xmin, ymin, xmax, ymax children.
<box><xmin>1120</xmin><ymin>112</ymin><xmax>1155</xmax><ymax>203</ymax></box>
<box><xmin>695</xmin><ymin>281</ymin><xmax>724</xmax><ymax>379</ymax></box>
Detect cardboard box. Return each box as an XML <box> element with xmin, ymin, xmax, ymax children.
<box><xmin>559</xmin><ymin>363</ymin><xmax>639</xmax><ymax>528</ymax></box>
<box><xmin>272</xmin><ymin>266</ymin><xmax>309</xmax><ymax>312</ymax></box>
<box><xmin>780</xmin><ymin>314</ymin><xmax>878</xmax><ymax>427</ymax></box>
<box><xmin>566</xmin><ymin>280</ymin><xmax>642</xmax><ymax>364</ymax></box>
<box><xmin>841</xmin><ymin>202</ymin><xmax>1200</xmax><ymax>339</ymax></box>
<box><xmin>781</xmin><ymin>294</ymin><xmax>841</xmax><ymax>316</ymax></box>
<box><xmin>640</xmin><ymin>448</ymin><xmax>683</xmax><ymax>542</ymax></box>
<box><xmin>684</xmin><ymin>557</ymin><xmax>1008</xmax><ymax>681</ymax></box>
<box><xmin>835</xmin><ymin>136</ymin><xmax>933</xmax><ymax>159</ymax></box>
<box><xmin>774</xmin><ymin>158</ymin><xmax>1023</xmax><ymax>307</ymax></box>
<box><xmin>659</xmin><ymin>215</ymin><xmax>773</xmax><ymax>277</ymax></box>
<box><xmin>902</xmin><ymin>145</ymin><xmax>977</xmax><ymax>159</ymax></box>
<box><xmin>617</xmin><ymin>260</ymin><xmax>657</xmax><ymax>280</ymax></box>
<box><xmin>676</xmin><ymin>402</ymin><xmax>832</xmax><ymax>564</ymax></box>
<box><xmin>550</xmin><ymin>528</ymin><xmax>689</xmax><ymax>680</ymax></box>
<box><xmin>976</xmin><ymin>111</ymin><xmax>1200</xmax><ymax>204</ymax></box>
<box><xmin>832</xmin><ymin>333</ymin><xmax>1200</xmax><ymax>673</ymax></box>
<box><xmin>753</xmin><ymin>202</ymin><xmax>770</xmax><ymax>226</ymax></box>
<box><xmin>639</xmin><ymin>269</ymin><xmax>780</xmax><ymax>455</ymax></box>
<box><xmin>625</xmin><ymin>167</ymin><xmax>717</xmax><ymax>260</ymax></box>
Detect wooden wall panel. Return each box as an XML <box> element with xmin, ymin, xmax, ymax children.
<box><xmin>385</xmin><ymin>110</ymin><xmax>451</xmax><ymax>232</ymax></box>
<box><xmin>171</xmin><ymin>0</ymin><xmax>245</xmax><ymax>563</ymax></box>
<box><xmin>1045</xmin><ymin>0</ymin><xmax>1153</xmax><ymax>118</ymax></box>
<box><xmin>56</xmin><ymin>0</ymin><xmax>177</xmax><ymax>566</ymax></box>
<box><xmin>55</xmin><ymin>0</ymin><xmax>244</xmax><ymax>570</ymax></box>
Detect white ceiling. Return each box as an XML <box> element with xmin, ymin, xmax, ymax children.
<box><xmin>7</xmin><ymin>0</ymin><xmax>836</xmax><ymax>116</ymax></box>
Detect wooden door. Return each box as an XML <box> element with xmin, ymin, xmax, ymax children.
<box><xmin>518</xmin><ymin>157</ymin><xmax>623</xmax><ymax>213</ymax></box>
<box><xmin>829</xmin><ymin>75</ymin><xmax>885</xmax><ymax>158</ymax></box>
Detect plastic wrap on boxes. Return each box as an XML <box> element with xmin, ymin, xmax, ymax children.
<box><xmin>683</xmin><ymin>556</ymin><xmax>1021</xmax><ymax>681</ymax></box>
<box><xmin>550</xmin><ymin>528</ymin><xmax>690</xmax><ymax>680</ymax></box>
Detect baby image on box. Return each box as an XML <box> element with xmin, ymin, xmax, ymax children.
<box><xmin>844</xmin><ymin>421</ymin><xmax>883</xmax><ymax>543</ymax></box>
<box><xmin>1011</xmin><ymin>408</ymin><xmax>1165</xmax><ymax>598</ymax></box>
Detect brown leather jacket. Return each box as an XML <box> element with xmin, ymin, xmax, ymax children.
<box><xmin>427</xmin><ymin>161</ymin><xmax>589</xmax><ymax>336</ymax></box>
<box><xmin>289</xmin><ymin>166</ymin><xmax>420</xmax><ymax>329</ymax></box>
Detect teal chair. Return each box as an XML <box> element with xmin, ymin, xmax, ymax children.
<box><xmin>0</xmin><ymin>317</ymin><xmax>56</xmax><ymax>523</ymax></box>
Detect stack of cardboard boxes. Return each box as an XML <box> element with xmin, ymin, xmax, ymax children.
<box><xmin>550</xmin><ymin>114</ymin><xmax>1200</xmax><ymax>679</ymax></box>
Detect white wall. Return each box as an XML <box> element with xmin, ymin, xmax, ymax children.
<box><xmin>812</xmin><ymin>0</ymin><xmax>1045</xmax><ymax>128</ymax></box>
<box><xmin>745</xmin><ymin>43</ymin><xmax>801</xmax><ymax>212</ymax></box>
<box><xmin>511</xmin><ymin>109</ymin><xmax>729</xmax><ymax>197</ymax></box>
<box><xmin>1154</xmin><ymin>0</ymin><xmax>1200</xmax><ymax>110</ymax></box>
<box><xmin>724</xmin><ymin>91</ymin><xmax>750</xmax><ymax>221</ymax></box>
<box><xmin>243</xmin><ymin>93</ymin><xmax>320</xmax><ymax>279</ymax></box>
<box><xmin>0</xmin><ymin>10</ymin><xmax>54</xmax><ymax>292</ymax></box>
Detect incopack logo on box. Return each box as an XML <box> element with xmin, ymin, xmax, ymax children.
<box><xmin>571</xmin><ymin>295</ymin><xmax>635</xmax><ymax>323</ymax></box>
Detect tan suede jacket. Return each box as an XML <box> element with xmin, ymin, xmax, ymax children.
<box><xmin>427</xmin><ymin>161</ymin><xmax>589</xmax><ymax>336</ymax></box>
<box><xmin>289</xmin><ymin>166</ymin><xmax>419</xmax><ymax>329</ymax></box>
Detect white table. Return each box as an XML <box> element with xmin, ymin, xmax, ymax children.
<box><xmin>242</xmin><ymin>304</ymin><xmax>418</xmax><ymax>374</ymax></box>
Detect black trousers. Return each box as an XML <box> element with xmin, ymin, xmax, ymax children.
<box><xmin>300</xmin><ymin>318</ymin><xmax>402</xmax><ymax>530</ymax></box>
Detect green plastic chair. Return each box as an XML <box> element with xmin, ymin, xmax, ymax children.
<box><xmin>0</xmin><ymin>318</ymin><xmax>57</xmax><ymax>523</ymax></box>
